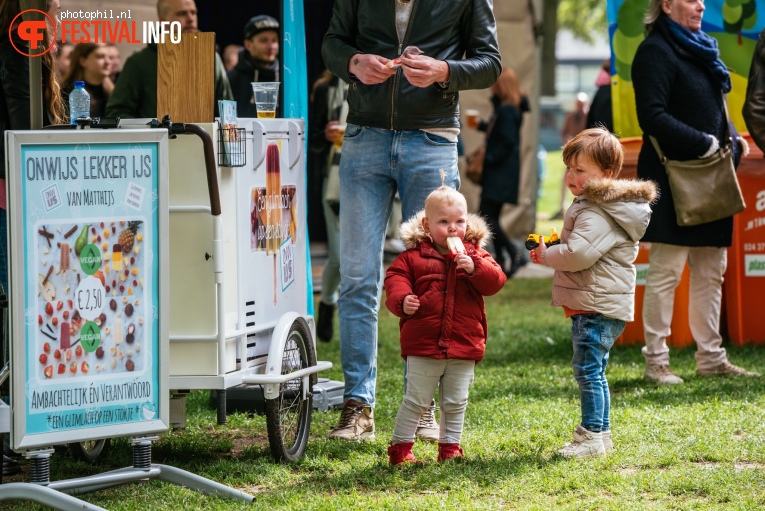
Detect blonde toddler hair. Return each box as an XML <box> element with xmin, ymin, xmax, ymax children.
<box><xmin>423</xmin><ymin>170</ymin><xmax>468</xmax><ymax>216</ymax></box>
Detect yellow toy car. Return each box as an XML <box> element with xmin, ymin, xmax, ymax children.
<box><xmin>525</xmin><ymin>228</ymin><xmax>561</xmax><ymax>250</ymax></box>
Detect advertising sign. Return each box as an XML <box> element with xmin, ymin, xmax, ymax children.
<box><xmin>607</xmin><ymin>0</ymin><xmax>765</xmax><ymax>137</ymax></box>
<box><xmin>5</xmin><ymin>129</ymin><xmax>169</xmax><ymax>450</ymax></box>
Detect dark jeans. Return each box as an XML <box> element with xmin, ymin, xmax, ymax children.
<box><xmin>571</xmin><ymin>313</ymin><xmax>625</xmax><ymax>432</ymax></box>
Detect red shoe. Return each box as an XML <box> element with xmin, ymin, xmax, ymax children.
<box><xmin>437</xmin><ymin>443</ymin><xmax>464</xmax><ymax>462</ymax></box>
<box><xmin>388</xmin><ymin>442</ymin><xmax>419</xmax><ymax>465</ymax></box>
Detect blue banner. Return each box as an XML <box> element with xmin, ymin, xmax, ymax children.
<box><xmin>282</xmin><ymin>0</ymin><xmax>313</xmax><ymax>313</ymax></box>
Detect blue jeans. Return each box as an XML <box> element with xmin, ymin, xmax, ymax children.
<box><xmin>338</xmin><ymin>124</ymin><xmax>458</xmax><ymax>407</ymax></box>
<box><xmin>571</xmin><ymin>314</ymin><xmax>625</xmax><ymax>432</ymax></box>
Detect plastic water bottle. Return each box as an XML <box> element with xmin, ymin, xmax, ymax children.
<box><xmin>69</xmin><ymin>81</ymin><xmax>90</xmax><ymax>125</ymax></box>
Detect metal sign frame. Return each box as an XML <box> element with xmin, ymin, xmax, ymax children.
<box><xmin>5</xmin><ymin>129</ymin><xmax>170</xmax><ymax>451</ymax></box>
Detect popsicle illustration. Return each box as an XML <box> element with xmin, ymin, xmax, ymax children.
<box><xmin>447</xmin><ymin>237</ymin><xmax>465</xmax><ymax>255</ymax></box>
<box><xmin>59</xmin><ymin>242</ymin><xmax>70</xmax><ymax>271</ymax></box>
<box><xmin>112</xmin><ymin>243</ymin><xmax>123</xmax><ymax>271</ymax></box>
<box><xmin>58</xmin><ymin>243</ymin><xmax>71</xmax><ymax>282</ymax></box>
<box><xmin>113</xmin><ymin>317</ymin><xmax>123</xmax><ymax>344</ymax></box>
<box><xmin>60</xmin><ymin>321</ymin><xmax>71</xmax><ymax>349</ymax></box>
<box><xmin>266</xmin><ymin>143</ymin><xmax>282</xmax><ymax>305</ymax></box>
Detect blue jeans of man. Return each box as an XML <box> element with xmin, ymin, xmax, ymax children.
<box><xmin>338</xmin><ymin>124</ymin><xmax>458</xmax><ymax>407</ymax></box>
<box><xmin>571</xmin><ymin>313</ymin><xmax>625</xmax><ymax>432</ymax></box>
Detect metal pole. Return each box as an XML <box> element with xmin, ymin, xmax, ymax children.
<box><xmin>20</xmin><ymin>0</ymin><xmax>49</xmax><ymax>129</ymax></box>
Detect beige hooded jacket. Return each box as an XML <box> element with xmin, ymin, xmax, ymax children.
<box><xmin>541</xmin><ymin>178</ymin><xmax>658</xmax><ymax>322</ymax></box>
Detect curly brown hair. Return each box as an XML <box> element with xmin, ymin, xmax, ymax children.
<box><xmin>0</xmin><ymin>0</ymin><xmax>65</xmax><ymax>124</ymax></box>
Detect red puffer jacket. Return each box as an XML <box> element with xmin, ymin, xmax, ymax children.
<box><xmin>385</xmin><ymin>211</ymin><xmax>506</xmax><ymax>361</ymax></box>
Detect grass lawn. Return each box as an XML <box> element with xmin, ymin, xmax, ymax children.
<box><xmin>4</xmin><ymin>277</ymin><xmax>765</xmax><ymax>510</ymax></box>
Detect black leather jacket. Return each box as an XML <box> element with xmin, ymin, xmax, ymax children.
<box><xmin>322</xmin><ymin>0</ymin><xmax>501</xmax><ymax>130</ymax></box>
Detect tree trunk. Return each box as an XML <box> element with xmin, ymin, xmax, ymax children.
<box><xmin>541</xmin><ymin>0</ymin><xmax>559</xmax><ymax>97</ymax></box>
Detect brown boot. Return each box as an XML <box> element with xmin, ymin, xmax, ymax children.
<box><xmin>437</xmin><ymin>443</ymin><xmax>464</xmax><ymax>462</ymax></box>
<box><xmin>388</xmin><ymin>442</ymin><xmax>419</xmax><ymax>466</ymax></box>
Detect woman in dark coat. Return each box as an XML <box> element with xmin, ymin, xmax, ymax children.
<box><xmin>633</xmin><ymin>0</ymin><xmax>753</xmax><ymax>384</ymax></box>
<box><xmin>474</xmin><ymin>66</ymin><xmax>529</xmax><ymax>277</ymax></box>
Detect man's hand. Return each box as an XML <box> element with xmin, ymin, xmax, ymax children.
<box><xmin>400</xmin><ymin>54</ymin><xmax>449</xmax><ymax>88</ymax></box>
<box><xmin>324</xmin><ymin>121</ymin><xmax>339</xmax><ymax>143</ymax></box>
<box><xmin>348</xmin><ymin>54</ymin><xmax>397</xmax><ymax>85</ymax></box>
<box><xmin>402</xmin><ymin>294</ymin><xmax>420</xmax><ymax>316</ymax></box>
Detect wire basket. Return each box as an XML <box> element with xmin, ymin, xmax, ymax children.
<box><xmin>218</xmin><ymin>127</ymin><xmax>246</xmax><ymax>167</ymax></box>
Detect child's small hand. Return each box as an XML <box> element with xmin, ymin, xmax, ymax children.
<box><xmin>402</xmin><ymin>294</ymin><xmax>420</xmax><ymax>315</ymax></box>
<box><xmin>529</xmin><ymin>237</ymin><xmax>546</xmax><ymax>265</ymax></box>
<box><xmin>454</xmin><ymin>253</ymin><xmax>475</xmax><ymax>274</ymax></box>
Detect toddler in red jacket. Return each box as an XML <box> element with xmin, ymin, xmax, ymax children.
<box><xmin>384</xmin><ymin>184</ymin><xmax>506</xmax><ymax>465</ymax></box>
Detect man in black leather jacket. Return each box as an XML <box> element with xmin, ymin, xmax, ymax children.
<box><xmin>321</xmin><ymin>0</ymin><xmax>501</xmax><ymax>443</ymax></box>
<box><xmin>744</xmin><ymin>28</ymin><xmax>765</xmax><ymax>154</ymax></box>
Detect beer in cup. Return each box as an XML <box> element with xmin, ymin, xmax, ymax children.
<box><xmin>465</xmin><ymin>109</ymin><xmax>480</xmax><ymax>129</ymax></box>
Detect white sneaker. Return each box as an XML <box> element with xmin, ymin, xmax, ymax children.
<box><xmin>602</xmin><ymin>430</ymin><xmax>613</xmax><ymax>452</ymax></box>
<box><xmin>561</xmin><ymin>426</ymin><xmax>613</xmax><ymax>453</ymax></box>
<box><xmin>644</xmin><ymin>364</ymin><xmax>684</xmax><ymax>384</ymax></box>
<box><xmin>558</xmin><ymin>426</ymin><xmax>605</xmax><ymax>459</ymax></box>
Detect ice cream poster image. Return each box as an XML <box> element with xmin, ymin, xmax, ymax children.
<box><xmin>250</xmin><ymin>143</ymin><xmax>298</xmax><ymax>252</ymax></box>
<box><xmin>34</xmin><ymin>219</ymin><xmax>147</xmax><ymax>381</ymax></box>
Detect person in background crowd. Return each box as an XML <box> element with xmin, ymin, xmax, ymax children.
<box><xmin>743</xmin><ymin>28</ymin><xmax>765</xmax><ymax>154</ymax></box>
<box><xmin>468</xmin><ymin>66</ymin><xmax>530</xmax><ymax>278</ymax></box>
<box><xmin>105</xmin><ymin>43</ymin><xmax>122</xmax><ymax>84</ymax></box>
<box><xmin>308</xmin><ymin>70</ymin><xmax>347</xmax><ymax>343</ymax></box>
<box><xmin>106</xmin><ymin>0</ymin><xmax>232</xmax><ymax>119</ymax></box>
<box><xmin>586</xmin><ymin>59</ymin><xmax>613</xmax><ymax>133</ymax></box>
<box><xmin>1</xmin><ymin>0</ymin><xmax>65</xmax><ymax>476</ymax></box>
<box><xmin>228</xmin><ymin>15</ymin><xmax>280</xmax><ymax>118</ymax></box>
<box><xmin>223</xmin><ymin>44</ymin><xmax>241</xmax><ymax>72</ymax></box>
<box><xmin>633</xmin><ymin>0</ymin><xmax>756</xmax><ymax>384</ymax></box>
<box><xmin>62</xmin><ymin>43</ymin><xmax>113</xmax><ymax>119</ymax></box>
<box><xmin>552</xmin><ymin>92</ymin><xmax>589</xmax><ymax>220</ymax></box>
<box><xmin>54</xmin><ymin>41</ymin><xmax>74</xmax><ymax>81</ymax></box>
<box><xmin>321</xmin><ymin>0</ymin><xmax>501</xmax><ymax>442</ymax></box>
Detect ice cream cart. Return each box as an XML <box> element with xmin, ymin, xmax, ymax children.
<box><xmin>164</xmin><ymin>116</ymin><xmax>331</xmax><ymax>462</ymax></box>
<box><xmin>1</xmin><ymin>115</ymin><xmax>330</xmax><ymax>488</ymax></box>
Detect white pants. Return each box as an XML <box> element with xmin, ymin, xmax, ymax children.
<box><xmin>641</xmin><ymin>243</ymin><xmax>727</xmax><ymax>371</ymax></box>
<box><xmin>391</xmin><ymin>356</ymin><xmax>475</xmax><ymax>445</ymax></box>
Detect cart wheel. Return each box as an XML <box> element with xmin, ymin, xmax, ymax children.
<box><xmin>67</xmin><ymin>438</ymin><xmax>111</xmax><ymax>463</ymax></box>
<box><xmin>264</xmin><ymin>319</ymin><xmax>316</xmax><ymax>463</ymax></box>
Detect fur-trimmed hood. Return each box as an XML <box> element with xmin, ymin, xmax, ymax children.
<box><xmin>582</xmin><ymin>178</ymin><xmax>658</xmax><ymax>204</ymax></box>
<box><xmin>399</xmin><ymin>211</ymin><xmax>492</xmax><ymax>250</ymax></box>
<box><xmin>578</xmin><ymin>178</ymin><xmax>658</xmax><ymax>243</ymax></box>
